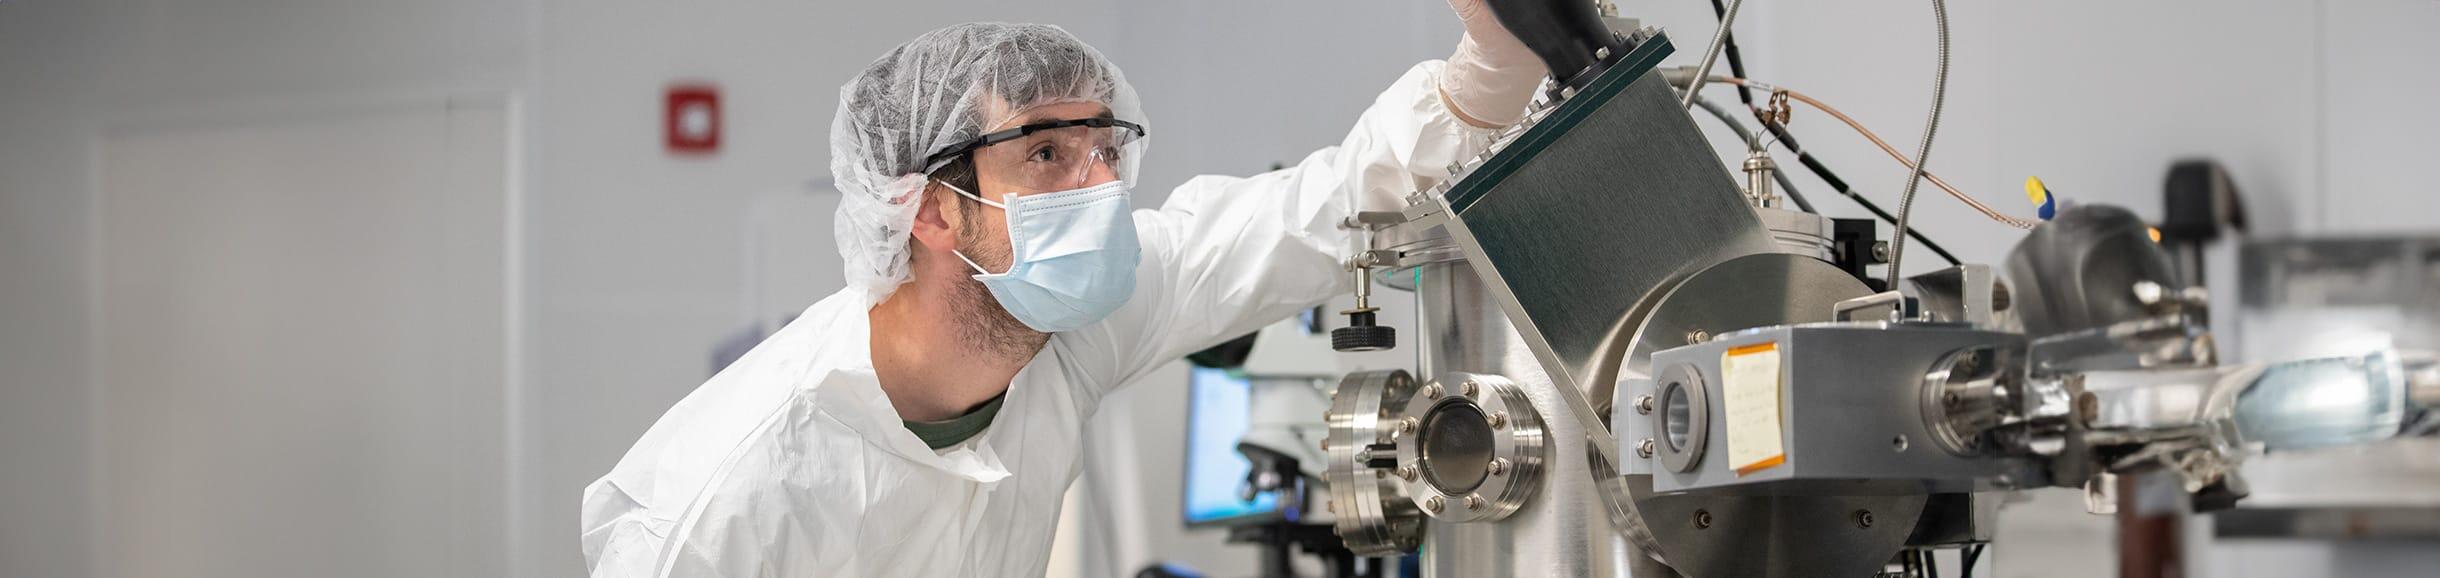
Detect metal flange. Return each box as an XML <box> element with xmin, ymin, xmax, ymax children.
<box><xmin>1922</xmin><ymin>346</ymin><xmax>2014</xmax><ymax>456</ymax></box>
<box><xmin>1652</xmin><ymin>362</ymin><xmax>1710</xmax><ymax>474</ymax></box>
<box><xmin>1391</xmin><ymin>372</ymin><xmax>1548</xmax><ymax>523</ymax></box>
<box><xmin>1324</xmin><ymin>369</ymin><xmax>1425</xmax><ymax>554</ymax></box>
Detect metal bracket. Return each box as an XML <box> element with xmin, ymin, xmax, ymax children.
<box><xmin>1835</xmin><ymin>291</ymin><xmax>1920</xmax><ymax>322</ymax></box>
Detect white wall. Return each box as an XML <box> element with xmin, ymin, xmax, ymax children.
<box><xmin>0</xmin><ymin>3</ymin><xmax>528</xmax><ymax>578</ymax></box>
<box><xmin>1669</xmin><ymin>0</ymin><xmax>2438</xmax><ymax>266</ymax></box>
<box><xmin>92</xmin><ymin>97</ymin><xmax>513</xmax><ymax>578</ymax></box>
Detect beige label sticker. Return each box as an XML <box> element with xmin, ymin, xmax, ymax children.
<box><xmin>1723</xmin><ymin>342</ymin><xmax>1787</xmax><ymax>475</ymax></box>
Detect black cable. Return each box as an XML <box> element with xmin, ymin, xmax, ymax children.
<box><xmin>1701</xmin><ymin>0</ymin><xmax>1962</xmax><ymax>268</ymax></box>
<box><xmin>1925</xmin><ymin>548</ymin><xmax>1940</xmax><ymax>578</ymax></box>
<box><xmin>1761</xmin><ymin>117</ymin><xmax>1962</xmax><ymax>266</ymax></box>
<box><xmin>1709</xmin><ymin>0</ymin><xmax>1758</xmax><ymax>108</ymax></box>
<box><xmin>1959</xmin><ymin>545</ymin><xmax>1985</xmax><ymax>578</ymax></box>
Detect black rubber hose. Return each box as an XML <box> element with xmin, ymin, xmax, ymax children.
<box><xmin>1709</xmin><ymin>0</ymin><xmax>1759</xmax><ymax>108</ymax></box>
<box><xmin>1700</xmin><ymin>0</ymin><xmax>1959</xmax><ymax>267</ymax></box>
<box><xmin>1767</xmin><ymin>119</ymin><xmax>1963</xmax><ymax>266</ymax></box>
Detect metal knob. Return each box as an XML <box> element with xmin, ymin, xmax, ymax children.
<box><xmin>1332</xmin><ymin>310</ymin><xmax>1396</xmax><ymax>352</ymax></box>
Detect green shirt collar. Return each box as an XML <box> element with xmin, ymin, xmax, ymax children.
<box><xmin>901</xmin><ymin>393</ymin><xmax>1007</xmax><ymax>450</ymax></box>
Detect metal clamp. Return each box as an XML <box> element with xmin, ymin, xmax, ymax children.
<box><xmin>1324</xmin><ymin>370</ymin><xmax>1425</xmax><ymax>554</ymax></box>
<box><xmin>1391</xmin><ymin>372</ymin><xmax>1547</xmax><ymax>523</ymax></box>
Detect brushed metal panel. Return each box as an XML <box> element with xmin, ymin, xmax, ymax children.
<box><xmin>1432</xmin><ymin>32</ymin><xmax>1776</xmax><ymax>463</ymax></box>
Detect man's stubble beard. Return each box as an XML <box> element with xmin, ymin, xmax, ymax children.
<box><xmin>951</xmin><ymin>203</ymin><xmax>1050</xmax><ymax>362</ymax></box>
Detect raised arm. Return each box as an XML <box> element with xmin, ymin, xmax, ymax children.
<box><xmin>1078</xmin><ymin>60</ymin><xmax>1498</xmax><ymax>390</ymax></box>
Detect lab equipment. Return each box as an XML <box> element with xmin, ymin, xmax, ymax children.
<box><xmin>1312</xmin><ymin>21</ymin><xmax>2435</xmax><ymax>578</ymax></box>
<box><xmin>1187</xmin><ymin>316</ymin><xmax>1404</xmax><ymax>578</ymax></box>
<box><xmin>1184</xmin><ymin>366</ymin><xmax>1288</xmax><ymax>526</ymax></box>
<box><xmin>2213</xmin><ymin>237</ymin><xmax>2440</xmax><ymax>541</ymax></box>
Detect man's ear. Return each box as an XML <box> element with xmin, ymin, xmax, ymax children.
<box><xmin>908</xmin><ymin>181</ymin><xmax>959</xmax><ymax>255</ymax></box>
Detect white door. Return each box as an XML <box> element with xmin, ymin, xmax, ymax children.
<box><xmin>94</xmin><ymin>98</ymin><xmax>513</xmax><ymax>578</ymax></box>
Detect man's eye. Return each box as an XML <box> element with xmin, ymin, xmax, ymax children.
<box><xmin>1030</xmin><ymin>145</ymin><xmax>1057</xmax><ymax>162</ymax></box>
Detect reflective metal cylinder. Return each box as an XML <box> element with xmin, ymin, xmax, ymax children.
<box><xmin>1755</xmin><ymin>205</ymin><xmax>1834</xmax><ymax>262</ymax></box>
<box><xmin>1412</xmin><ymin>261</ymin><xmax>1669</xmax><ymax>577</ymax></box>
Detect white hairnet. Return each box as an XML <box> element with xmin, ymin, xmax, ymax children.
<box><xmin>831</xmin><ymin>22</ymin><xmax>1146</xmax><ymax>304</ymax></box>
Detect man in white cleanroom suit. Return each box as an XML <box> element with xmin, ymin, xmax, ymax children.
<box><xmin>581</xmin><ymin>2</ymin><xmax>1549</xmax><ymax>575</ymax></box>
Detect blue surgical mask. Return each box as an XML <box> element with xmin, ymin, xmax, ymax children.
<box><xmin>941</xmin><ymin>179</ymin><xmax>1141</xmax><ymax>333</ymax></box>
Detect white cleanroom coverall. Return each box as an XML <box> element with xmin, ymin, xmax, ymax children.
<box><xmin>579</xmin><ymin>61</ymin><xmax>1494</xmax><ymax>577</ymax></box>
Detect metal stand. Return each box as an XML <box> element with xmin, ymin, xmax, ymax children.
<box><xmin>1225</xmin><ymin>522</ymin><xmax>1383</xmax><ymax>578</ymax></box>
<box><xmin>1228</xmin><ymin>453</ymin><xmax>1390</xmax><ymax>578</ymax></box>
<box><xmin>2116</xmin><ymin>469</ymin><xmax>2188</xmax><ymax>578</ymax></box>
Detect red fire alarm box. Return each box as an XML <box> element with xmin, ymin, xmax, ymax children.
<box><xmin>665</xmin><ymin>83</ymin><xmax>721</xmax><ymax>155</ymax></box>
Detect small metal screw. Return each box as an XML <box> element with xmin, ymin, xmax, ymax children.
<box><xmin>1595</xmin><ymin>46</ymin><xmax>1611</xmax><ymax>60</ymax></box>
<box><xmin>1693</xmin><ymin>509</ymin><xmax>1714</xmax><ymax>529</ymax></box>
<box><xmin>1463</xmin><ymin>379</ymin><xmax>1480</xmax><ymax>398</ymax></box>
<box><xmin>1942</xmin><ymin>391</ymin><xmax>1961</xmax><ymax>408</ymax></box>
<box><xmin>1854</xmin><ymin>509</ymin><xmax>1875</xmax><ymax>528</ymax></box>
<box><xmin>1423</xmin><ymin>384</ymin><xmax>1443</xmax><ymax>399</ymax></box>
<box><xmin>1465</xmin><ymin>494</ymin><xmax>1487</xmax><ymax>510</ymax></box>
<box><xmin>1685</xmin><ymin>329</ymin><xmax>1711</xmax><ymax>345</ymax></box>
<box><xmin>1891</xmin><ymin>435</ymin><xmax>1909</xmax><ymax>452</ymax></box>
<box><xmin>1488</xmin><ymin>458</ymin><xmax>1509</xmax><ymax>477</ymax></box>
<box><xmin>1635</xmin><ymin>395</ymin><xmax>1655</xmax><ymax>415</ymax></box>
<box><xmin>1871</xmin><ymin>240</ymin><xmax>1892</xmax><ymax>263</ymax></box>
<box><xmin>1400</xmin><ymin>417</ymin><xmax>1419</xmax><ymax>435</ymax></box>
<box><xmin>1425</xmin><ymin>496</ymin><xmax>1445</xmax><ymax>513</ymax></box>
<box><xmin>1488</xmin><ymin>411</ymin><xmax>1509</xmax><ymax>429</ymax></box>
<box><xmin>1636</xmin><ymin>438</ymin><xmax>1657</xmax><ymax>458</ymax></box>
<box><xmin>1397</xmin><ymin>465</ymin><xmax>1418</xmax><ymax>481</ymax></box>
<box><xmin>1374</xmin><ymin>469</ymin><xmax>1386</xmax><ymax>479</ymax></box>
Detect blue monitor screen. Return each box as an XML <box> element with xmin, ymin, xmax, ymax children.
<box><xmin>1182</xmin><ymin>366</ymin><xmax>1283</xmax><ymax>526</ymax></box>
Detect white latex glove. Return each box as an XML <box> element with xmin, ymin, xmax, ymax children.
<box><xmin>1442</xmin><ymin>0</ymin><xmax>1548</xmax><ymax>128</ymax></box>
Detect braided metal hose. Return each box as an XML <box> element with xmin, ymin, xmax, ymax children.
<box><xmin>1887</xmin><ymin>0</ymin><xmax>1951</xmax><ymax>285</ymax></box>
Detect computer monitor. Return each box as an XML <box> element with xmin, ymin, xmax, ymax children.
<box><xmin>1182</xmin><ymin>366</ymin><xmax>1287</xmax><ymax>527</ymax></box>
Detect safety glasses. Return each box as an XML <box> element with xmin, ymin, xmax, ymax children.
<box><xmin>925</xmin><ymin>117</ymin><xmax>1147</xmax><ymax>193</ymax></box>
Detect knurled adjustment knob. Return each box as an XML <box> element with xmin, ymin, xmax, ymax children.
<box><xmin>1332</xmin><ymin>310</ymin><xmax>1396</xmax><ymax>352</ymax></box>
